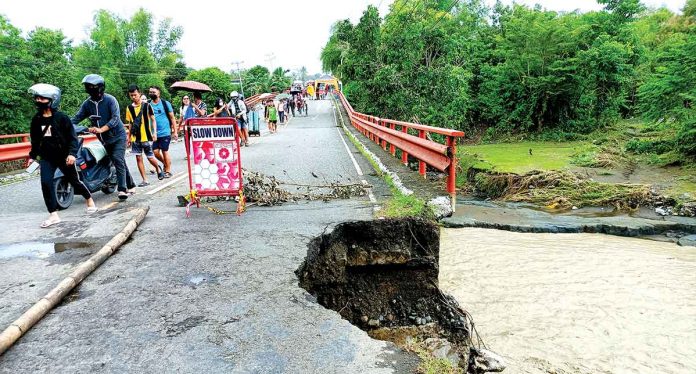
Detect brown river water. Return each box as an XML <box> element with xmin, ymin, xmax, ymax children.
<box><xmin>440</xmin><ymin>228</ymin><xmax>696</xmax><ymax>374</ymax></box>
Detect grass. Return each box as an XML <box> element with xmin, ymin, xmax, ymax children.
<box><xmin>458</xmin><ymin>141</ymin><xmax>584</xmax><ymax>174</ymax></box>
<box><xmin>403</xmin><ymin>338</ymin><xmax>462</xmax><ymax>374</ymax></box>
<box><xmin>381</xmin><ymin>189</ymin><xmax>430</xmax><ymax>218</ymax></box>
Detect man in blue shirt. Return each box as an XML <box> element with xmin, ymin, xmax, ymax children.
<box><xmin>147</xmin><ymin>86</ymin><xmax>177</xmax><ymax>178</ymax></box>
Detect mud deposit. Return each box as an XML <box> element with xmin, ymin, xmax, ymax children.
<box><xmin>296</xmin><ymin>218</ymin><xmax>472</xmax><ymax>356</ymax></box>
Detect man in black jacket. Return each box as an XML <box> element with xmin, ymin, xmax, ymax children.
<box><xmin>71</xmin><ymin>74</ymin><xmax>135</xmax><ymax>200</ymax></box>
<box><xmin>28</xmin><ymin>84</ymin><xmax>97</xmax><ymax>228</ymax></box>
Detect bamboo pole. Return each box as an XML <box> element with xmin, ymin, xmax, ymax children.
<box><xmin>0</xmin><ymin>206</ymin><xmax>149</xmax><ymax>356</ymax></box>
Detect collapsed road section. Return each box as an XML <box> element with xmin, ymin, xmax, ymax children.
<box><xmin>296</xmin><ymin>218</ymin><xmax>505</xmax><ymax>372</ymax></box>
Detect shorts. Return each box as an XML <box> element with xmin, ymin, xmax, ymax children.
<box><xmin>238</xmin><ymin>118</ymin><xmax>248</xmax><ymax>129</ymax></box>
<box><xmin>131</xmin><ymin>141</ymin><xmax>155</xmax><ymax>158</ymax></box>
<box><xmin>152</xmin><ymin>136</ymin><xmax>171</xmax><ymax>151</ymax></box>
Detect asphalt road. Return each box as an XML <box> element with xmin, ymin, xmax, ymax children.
<box><xmin>0</xmin><ymin>100</ymin><xmax>416</xmax><ymax>373</ymax></box>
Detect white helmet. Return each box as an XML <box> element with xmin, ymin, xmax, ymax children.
<box><xmin>28</xmin><ymin>83</ymin><xmax>61</xmax><ymax>109</ymax></box>
<box><xmin>230</xmin><ymin>91</ymin><xmax>239</xmax><ymax>98</ymax></box>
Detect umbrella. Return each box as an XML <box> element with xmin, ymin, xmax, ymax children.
<box><xmin>259</xmin><ymin>93</ymin><xmax>273</xmax><ymax>99</ymax></box>
<box><xmin>170</xmin><ymin>80</ymin><xmax>212</xmax><ymax>92</ymax></box>
<box><xmin>275</xmin><ymin>93</ymin><xmax>291</xmax><ymax>100</ymax></box>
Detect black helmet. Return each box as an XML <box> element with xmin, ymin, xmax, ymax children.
<box><xmin>28</xmin><ymin>83</ymin><xmax>61</xmax><ymax>110</ymax></box>
<box><xmin>82</xmin><ymin>74</ymin><xmax>105</xmax><ymax>100</ymax></box>
<box><xmin>82</xmin><ymin>74</ymin><xmax>105</xmax><ymax>86</ymax></box>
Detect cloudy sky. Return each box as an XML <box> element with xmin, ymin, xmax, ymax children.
<box><xmin>1</xmin><ymin>0</ymin><xmax>687</xmax><ymax>75</ymax></box>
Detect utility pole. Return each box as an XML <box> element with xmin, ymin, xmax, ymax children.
<box><xmin>264</xmin><ymin>53</ymin><xmax>276</xmax><ymax>72</ymax></box>
<box><xmin>231</xmin><ymin>60</ymin><xmax>245</xmax><ymax>97</ymax></box>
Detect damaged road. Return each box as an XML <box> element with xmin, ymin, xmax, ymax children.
<box><xmin>0</xmin><ymin>101</ymin><xmax>420</xmax><ymax>372</ymax></box>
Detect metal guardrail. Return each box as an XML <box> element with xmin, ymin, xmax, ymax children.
<box><xmin>0</xmin><ymin>134</ymin><xmax>100</xmax><ymax>164</ymax></box>
<box><xmin>336</xmin><ymin>92</ymin><xmax>464</xmax><ymax>210</ymax></box>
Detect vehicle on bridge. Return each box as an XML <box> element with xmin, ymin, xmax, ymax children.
<box><xmin>54</xmin><ymin>122</ymin><xmax>117</xmax><ymax>209</ymax></box>
<box><xmin>313</xmin><ymin>75</ymin><xmax>341</xmax><ymax>99</ymax></box>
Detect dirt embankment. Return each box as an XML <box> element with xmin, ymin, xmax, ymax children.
<box><xmin>296</xmin><ymin>218</ymin><xmax>501</xmax><ymax>371</ymax></box>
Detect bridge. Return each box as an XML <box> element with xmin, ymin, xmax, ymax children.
<box><xmin>0</xmin><ymin>96</ymin><xmax>463</xmax><ymax>372</ymax></box>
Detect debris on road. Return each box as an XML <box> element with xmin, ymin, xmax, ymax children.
<box><xmin>179</xmin><ymin>169</ymin><xmax>370</xmax><ymax>207</ymax></box>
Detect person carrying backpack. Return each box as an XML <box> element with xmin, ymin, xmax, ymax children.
<box><xmin>148</xmin><ymin>86</ymin><xmax>177</xmax><ymax>178</ymax></box>
<box><xmin>227</xmin><ymin>91</ymin><xmax>249</xmax><ymax>146</ymax></box>
<box><xmin>125</xmin><ymin>85</ymin><xmax>162</xmax><ymax>185</ymax></box>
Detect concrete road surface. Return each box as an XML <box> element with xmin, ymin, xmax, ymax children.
<box><xmin>0</xmin><ymin>100</ymin><xmax>416</xmax><ymax>373</ymax></box>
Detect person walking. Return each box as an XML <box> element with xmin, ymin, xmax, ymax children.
<box><xmin>178</xmin><ymin>95</ymin><xmax>196</xmax><ymax>131</ymax></box>
<box><xmin>307</xmin><ymin>84</ymin><xmax>315</xmax><ymax>100</ymax></box>
<box><xmin>264</xmin><ymin>99</ymin><xmax>278</xmax><ymax>133</ymax></box>
<box><xmin>209</xmin><ymin>97</ymin><xmax>232</xmax><ymax>117</ymax></box>
<box><xmin>288</xmin><ymin>94</ymin><xmax>296</xmax><ymax>117</ymax></box>
<box><xmin>148</xmin><ymin>86</ymin><xmax>177</xmax><ymax>178</ymax></box>
<box><xmin>125</xmin><ymin>85</ymin><xmax>161</xmax><ymax>186</ymax></box>
<box><xmin>28</xmin><ymin>84</ymin><xmax>97</xmax><ymax>228</ymax></box>
<box><xmin>227</xmin><ymin>91</ymin><xmax>249</xmax><ymax>146</ymax></box>
<box><xmin>72</xmin><ymin>74</ymin><xmax>135</xmax><ymax>200</ymax></box>
<box><xmin>277</xmin><ymin>98</ymin><xmax>287</xmax><ymax>125</ymax></box>
<box><xmin>191</xmin><ymin>91</ymin><xmax>207</xmax><ymax>117</ymax></box>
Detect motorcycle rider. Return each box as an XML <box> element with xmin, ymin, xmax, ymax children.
<box><xmin>71</xmin><ymin>74</ymin><xmax>136</xmax><ymax>200</ymax></box>
<box><xmin>27</xmin><ymin>84</ymin><xmax>97</xmax><ymax>228</ymax></box>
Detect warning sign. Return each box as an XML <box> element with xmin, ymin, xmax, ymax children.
<box><xmin>185</xmin><ymin>118</ymin><xmax>243</xmax><ymax>197</ymax></box>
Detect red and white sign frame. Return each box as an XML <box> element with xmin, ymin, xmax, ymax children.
<box><xmin>184</xmin><ymin>117</ymin><xmax>244</xmax><ymax>202</ymax></box>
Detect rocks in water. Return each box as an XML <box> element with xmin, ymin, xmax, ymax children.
<box><xmin>467</xmin><ymin>347</ymin><xmax>506</xmax><ymax>373</ymax></box>
<box><xmin>655</xmin><ymin>206</ymin><xmax>670</xmax><ymax>216</ymax></box>
<box><xmin>678</xmin><ymin>235</ymin><xmax>696</xmax><ymax>247</ymax></box>
<box><xmin>677</xmin><ymin>202</ymin><xmax>696</xmax><ymax>217</ymax></box>
<box><xmin>427</xmin><ymin>196</ymin><xmax>453</xmax><ymax>219</ymax></box>
<box><xmin>424</xmin><ymin>338</ymin><xmax>460</xmax><ymax>367</ymax></box>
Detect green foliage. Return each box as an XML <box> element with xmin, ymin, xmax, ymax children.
<box><xmin>185</xmin><ymin>67</ymin><xmax>233</xmax><ymax>104</ymax></box>
<box><xmin>320</xmin><ymin>0</ymin><xmax>695</xmax><ymax>161</ymax></box>
<box><xmin>0</xmin><ymin>9</ymin><xmax>188</xmax><ymax>135</ymax></box>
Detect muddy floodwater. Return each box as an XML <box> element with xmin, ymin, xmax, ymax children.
<box><xmin>440</xmin><ymin>228</ymin><xmax>696</xmax><ymax>374</ymax></box>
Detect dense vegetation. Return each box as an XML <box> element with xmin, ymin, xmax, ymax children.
<box><xmin>321</xmin><ymin>0</ymin><xmax>696</xmax><ymax>159</ymax></box>
<box><xmin>0</xmin><ymin>9</ymin><xmax>293</xmax><ymax>135</ymax></box>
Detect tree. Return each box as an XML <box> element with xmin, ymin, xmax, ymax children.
<box><xmin>0</xmin><ymin>15</ymin><xmax>33</xmax><ymax>134</ymax></box>
<box><xmin>243</xmin><ymin>65</ymin><xmax>271</xmax><ymax>95</ymax></box>
<box><xmin>185</xmin><ymin>67</ymin><xmax>234</xmax><ymax>103</ymax></box>
<box><xmin>269</xmin><ymin>67</ymin><xmax>291</xmax><ymax>92</ymax></box>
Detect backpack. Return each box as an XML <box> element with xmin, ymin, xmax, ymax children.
<box><xmin>127</xmin><ymin>103</ymin><xmax>153</xmax><ymax>141</ymax></box>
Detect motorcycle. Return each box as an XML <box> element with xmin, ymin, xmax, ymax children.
<box><xmin>53</xmin><ymin>116</ymin><xmax>117</xmax><ymax>210</ymax></box>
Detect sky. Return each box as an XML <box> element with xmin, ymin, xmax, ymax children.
<box><xmin>1</xmin><ymin>0</ymin><xmax>688</xmax><ymax>75</ymax></box>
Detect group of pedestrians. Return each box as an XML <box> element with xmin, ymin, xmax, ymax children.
<box><xmin>27</xmin><ymin>74</ymin><xmax>297</xmax><ymax>228</ymax></box>
<box><xmin>264</xmin><ymin>98</ymin><xmax>290</xmax><ymax>133</ymax></box>
<box><xmin>27</xmin><ymin>74</ymin><xmax>187</xmax><ymax>228</ymax></box>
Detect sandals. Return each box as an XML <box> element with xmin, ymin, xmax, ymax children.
<box><xmin>138</xmin><ymin>181</ymin><xmax>150</xmax><ymax>187</ymax></box>
<box><xmin>40</xmin><ymin>217</ymin><xmax>61</xmax><ymax>228</ymax></box>
<box><xmin>118</xmin><ymin>191</ymin><xmax>129</xmax><ymax>201</ymax></box>
<box><xmin>163</xmin><ymin>172</ymin><xmax>172</xmax><ymax>178</ymax></box>
<box><xmin>86</xmin><ymin>206</ymin><xmax>99</xmax><ymax>213</ymax></box>
<box><xmin>157</xmin><ymin>172</ymin><xmax>165</xmax><ymax>180</ymax></box>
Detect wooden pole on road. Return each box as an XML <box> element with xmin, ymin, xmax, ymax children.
<box><xmin>0</xmin><ymin>206</ymin><xmax>150</xmax><ymax>356</ymax></box>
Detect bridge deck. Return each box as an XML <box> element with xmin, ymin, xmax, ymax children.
<box><xmin>0</xmin><ymin>100</ymin><xmax>417</xmax><ymax>372</ymax></box>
